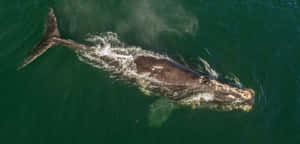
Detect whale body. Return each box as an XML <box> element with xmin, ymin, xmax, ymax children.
<box><xmin>18</xmin><ymin>8</ymin><xmax>254</xmax><ymax>112</ymax></box>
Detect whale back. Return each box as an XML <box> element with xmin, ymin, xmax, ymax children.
<box><xmin>134</xmin><ymin>56</ymin><xmax>200</xmax><ymax>85</ymax></box>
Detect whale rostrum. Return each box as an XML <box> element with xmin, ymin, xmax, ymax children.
<box><xmin>18</xmin><ymin>8</ymin><xmax>255</xmax><ymax>111</ymax></box>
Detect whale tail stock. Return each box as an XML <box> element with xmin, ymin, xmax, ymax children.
<box><xmin>17</xmin><ymin>8</ymin><xmax>61</xmax><ymax>70</ymax></box>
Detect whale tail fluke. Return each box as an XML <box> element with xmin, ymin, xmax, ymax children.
<box><xmin>17</xmin><ymin>8</ymin><xmax>61</xmax><ymax>70</ymax></box>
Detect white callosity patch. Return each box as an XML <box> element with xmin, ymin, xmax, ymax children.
<box><xmin>227</xmin><ymin>95</ymin><xmax>236</xmax><ymax>99</ymax></box>
<box><xmin>151</xmin><ymin>65</ymin><xmax>164</xmax><ymax>71</ymax></box>
<box><xmin>179</xmin><ymin>92</ymin><xmax>216</xmax><ymax>109</ymax></box>
<box><xmin>209</xmin><ymin>79</ymin><xmax>252</xmax><ymax>101</ymax></box>
<box><xmin>186</xmin><ymin>92</ymin><xmax>215</xmax><ymax>102</ymax></box>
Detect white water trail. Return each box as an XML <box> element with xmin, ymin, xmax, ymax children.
<box><xmin>77</xmin><ymin>32</ymin><xmax>174</xmax><ymax>85</ymax></box>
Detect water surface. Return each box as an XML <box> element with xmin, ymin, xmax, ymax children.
<box><xmin>0</xmin><ymin>0</ymin><xmax>300</xmax><ymax>144</ymax></box>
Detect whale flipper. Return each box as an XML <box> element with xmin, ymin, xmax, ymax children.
<box><xmin>148</xmin><ymin>98</ymin><xmax>178</xmax><ymax>127</ymax></box>
<box><xmin>17</xmin><ymin>8</ymin><xmax>60</xmax><ymax>70</ymax></box>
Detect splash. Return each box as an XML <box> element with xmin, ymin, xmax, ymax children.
<box><xmin>86</xmin><ymin>32</ymin><xmax>124</xmax><ymax>47</ymax></box>
<box><xmin>224</xmin><ymin>73</ymin><xmax>243</xmax><ymax>88</ymax></box>
<box><xmin>198</xmin><ymin>58</ymin><xmax>219</xmax><ymax>78</ymax></box>
<box><xmin>197</xmin><ymin>58</ymin><xmax>243</xmax><ymax>88</ymax></box>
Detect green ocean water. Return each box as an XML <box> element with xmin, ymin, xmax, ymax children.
<box><xmin>1</xmin><ymin>0</ymin><xmax>300</xmax><ymax>143</ymax></box>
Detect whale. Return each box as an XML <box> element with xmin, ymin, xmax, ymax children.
<box><xmin>18</xmin><ymin>8</ymin><xmax>255</xmax><ymax>114</ymax></box>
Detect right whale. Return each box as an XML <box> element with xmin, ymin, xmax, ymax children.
<box><xmin>18</xmin><ymin>8</ymin><xmax>255</xmax><ymax>118</ymax></box>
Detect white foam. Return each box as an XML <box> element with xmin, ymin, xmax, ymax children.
<box><xmin>199</xmin><ymin>58</ymin><xmax>219</xmax><ymax>78</ymax></box>
<box><xmin>77</xmin><ymin>32</ymin><xmax>174</xmax><ymax>85</ymax></box>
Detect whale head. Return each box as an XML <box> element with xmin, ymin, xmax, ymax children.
<box><xmin>178</xmin><ymin>77</ymin><xmax>255</xmax><ymax>111</ymax></box>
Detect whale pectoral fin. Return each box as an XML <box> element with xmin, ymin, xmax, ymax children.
<box><xmin>148</xmin><ymin>98</ymin><xmax>178</xmax><ymax>127</ymax></box>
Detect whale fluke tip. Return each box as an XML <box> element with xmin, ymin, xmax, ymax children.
<box><xmin>17</xmin><ymin>8</ymin><xmax>60</xmax><ymax>70</ymax></box>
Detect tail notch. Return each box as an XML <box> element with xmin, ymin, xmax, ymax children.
<box><xmin>17</xmin><ymin>8</ymin><xmax>61</xmax><ymax>70</ymax></box>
